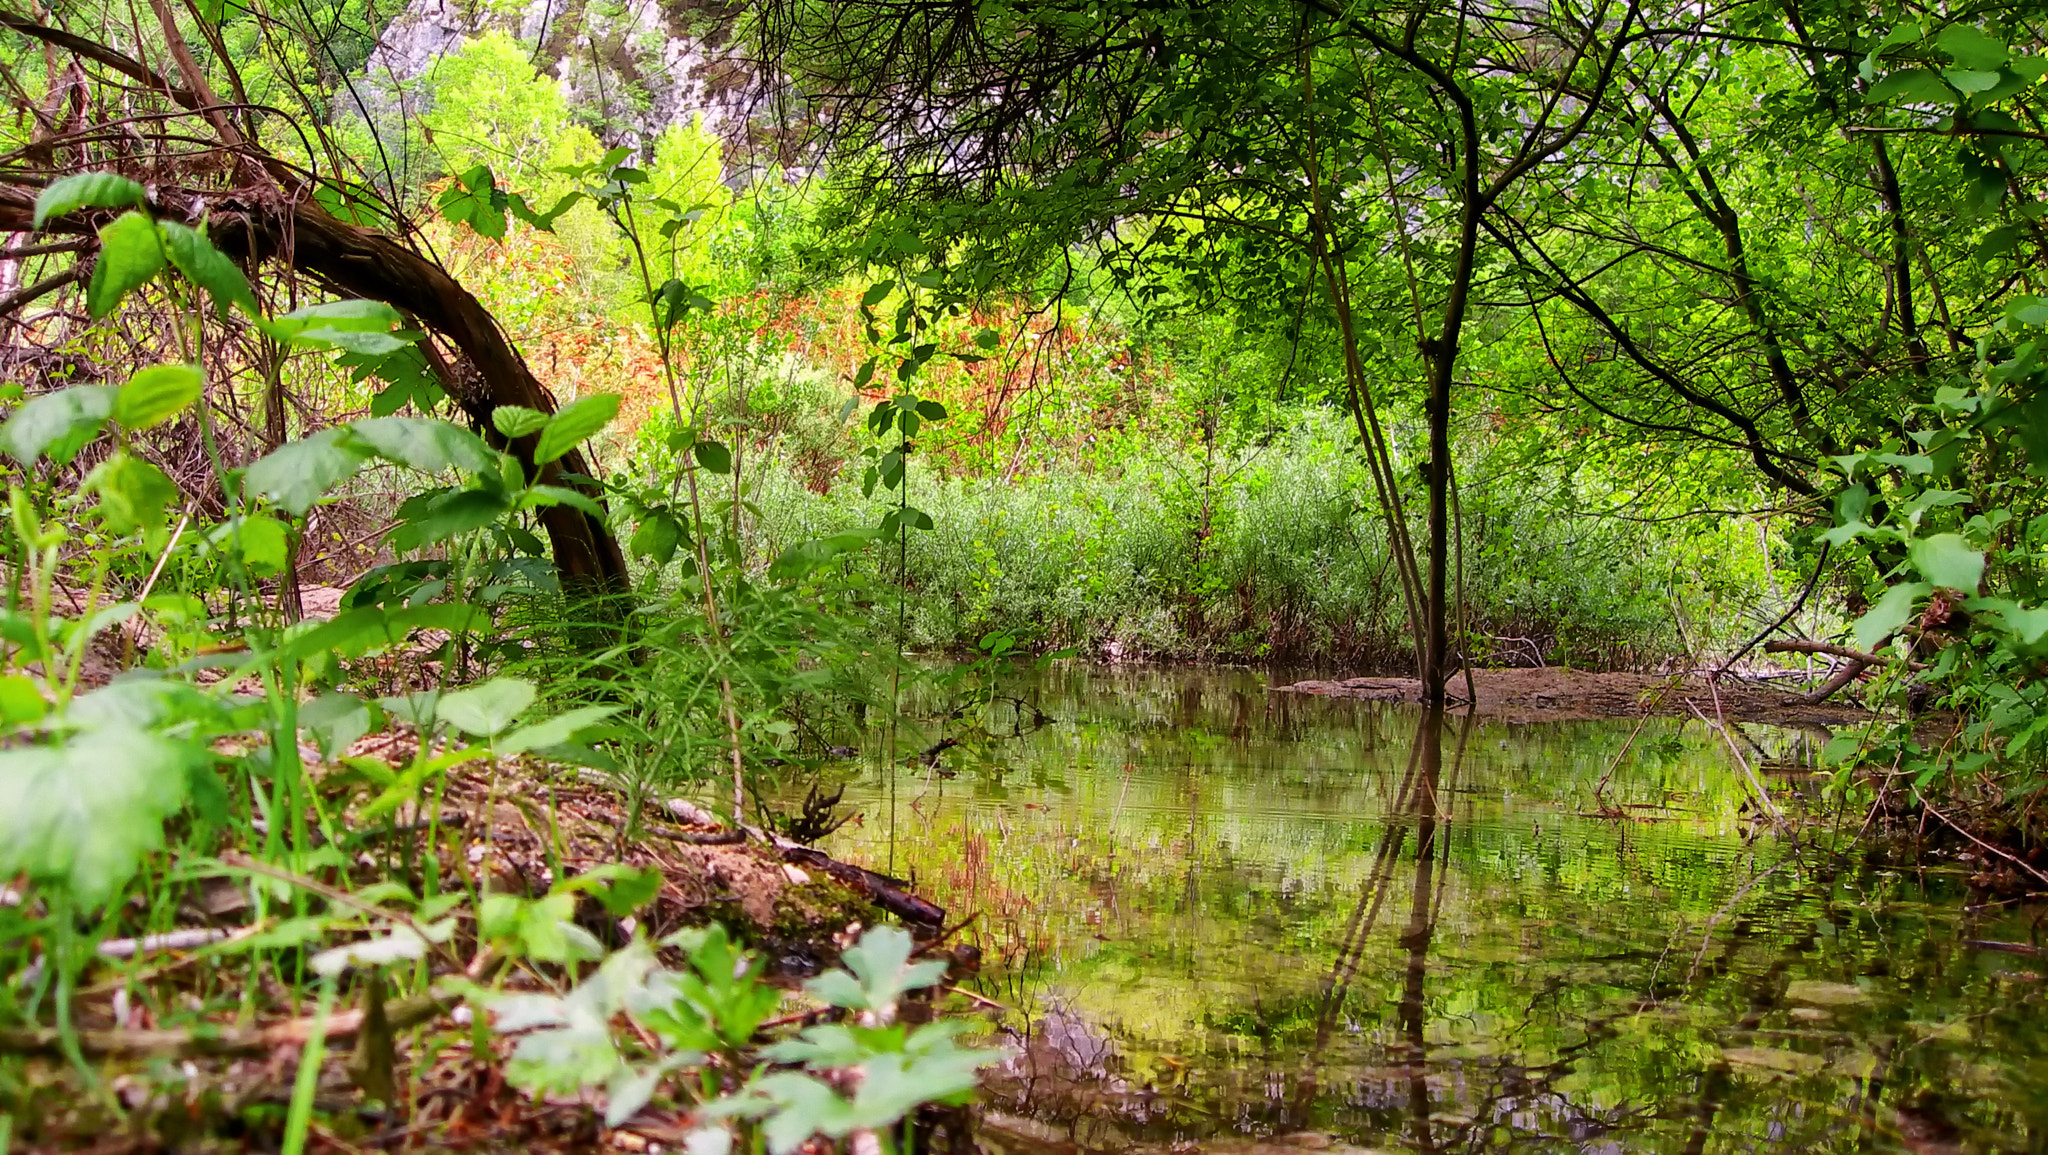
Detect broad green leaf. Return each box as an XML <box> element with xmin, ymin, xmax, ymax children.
<box><xmin>88</xmin><ymin>210</ymin><xmax>165</xmax><ymax>318</ymax></box>
<box><xmin>1865</xmin><ymin>69</ymin><xmax>1953</xmax><ymax>104</ymax></box>
<box><xmin>436</xmin><ymin>677</ymin><xmax>535</xmax><ymax>738</ymax></box>
<box><xmin>438</xmin><ymin>166</ymin><xmax>508</xmax><ymax>240</ymax></box>
<box><xmin>389</xmin><ymin>488</ymin><xmax>511</xmax><ymax>552</ymax></box>
<box><xmin>1853</xmin><ymin>582</ymin><xmax>1931</xmax><ymax>651</ymax></box>
<box><xmin>293</xmin><ymin>327</ymin><xmax>410</xmax><ymax>355</ymax></box>
<box><xmin>804</xmin><ymin>925</ymin><xmax>947</xmax><ymax>1012</ymax></box>
<box><xmin>116</xmin><ymin>363</ymin><xmax>203</xmax><ymax>430</ymax></box>
<box><xmin>492</xmin><ymin>406</ymin><xmax>549</xmax><ymax>439</ymax></box>
<box><xmin>692</xmin><ymin>439</ymin><xmax>731</xmax><ymax>474</ymax></box>
<box><xmin>0</xmin><ymin>675</ymin><xmax>47</xmax><ymax>726</ymax></box>
<box><xmin>1938</xmin><ymin>24</ymin><xmax>2008</xmax><ymax>71</ymax></box>
<box><xmin>1944</xmin><ymin>68</ymin><xmax>2003</xmax><ymax>93</ymax></box>
<box><xmin>85</xmin><ymin>452</ymin><xmax>177</xmax><ymax>531</ymax></box>
<box><xmin>269</xmin><ymin>299</ymin><xmax>402</xmax><ymax>338</ymax></box>
<box><xmin>533</xmin><ymin>394</ymin><xmax>622</xmax><ymax>464</ymax></box>
<box><xmin>159</xmin><ymin>221</ymin><xmax>259</xmax><ymax>318</ymax></box>
<box><xmin>861</xmin><ymin>280</ymin><xmax>895</xmax><ymax>308</ymax></box>
<box><xmin>243</xmin><ymin>428</ymin><xmax>374</xmax><ymax>516</ymax></box>
<box><xmin>34</xmin><ymin>172</ymin><xmax>146</xmax><ymax>227</ymax></box>
<box><xmin>350</xmin><ymin>417</ymin><xmax>495</xmax><ymax>474</ymax></box>
<box><xmin>497</xmin><ymin>704</ymin><xmax>623</xmax><ymax>756</ymax></box>
<box><xmin>522</xmin><ymin>485</ymin><xmax>605</xmax><ymax>518</ymax></box>
<box><xmin>1909</xmin><ymin>533</ymin><xmax>1986</xmax><ymax>590</ymax></box>
<box><xmin>0</xmin><ymin>384</ymin><xmax>117</xmax><ymax>465</ymax></box>
<box><xmin>629</xmin><ymin>512</ymin><xmax>683</xmax><ymax>564</ymax></box>
<box><xmin>0</xmin><ymin>726</ymin><xmax>196</xmax><ymax>905</ymax></box>
<box><xmin>235</xmin><ymin>514</ymin><xmax>292</xmax><ymax>576</ymax></box>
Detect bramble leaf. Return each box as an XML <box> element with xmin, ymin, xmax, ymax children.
<box><xmin>534</xmin><ymin>394</ymin><xmax>622</xmax><ymax>465</ymax></box>
<box><xmin>0</xmin><ymin>726</ymin><xmax>197</xmax><ymax>905</ymax></box>
<box><xmin>243</xmin><ymin>428</ymin><xmax>374</xmax><ymax>516</ymax></box>
<box><xmin>34</xmin><ymin>172</ymin><xmax>146</xmax><ymax>228</ymax></box>
<box><xmin>116</xmin><ymin>364</ymin><xmax>204</xmax><ymax>430</ymax></box>
<box><xmin>0</xmin><ymin>385</ymin><xmax>117</xmax><ymax>465</ymax></box>
<box><xmin>88</xmin><ymin>210</ymin><xmax>165</xmax><ymax>318</ymax></box>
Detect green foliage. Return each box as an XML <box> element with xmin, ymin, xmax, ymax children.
<box><xmin>480</xmin><ymin>924</ymin><xmax>998</xmax><ymax>1143</ymax></box>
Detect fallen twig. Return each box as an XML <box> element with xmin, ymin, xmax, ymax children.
<box><xmin>0</xmin><ymin>987</ymin><xmax>458</xmax><ymax>1058</ymax></box>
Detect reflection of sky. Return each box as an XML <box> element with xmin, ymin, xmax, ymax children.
<box><xmin>814</xmin><ymin>665</ymin><xmax>2048</xmax><ymax>1153</ymax></box>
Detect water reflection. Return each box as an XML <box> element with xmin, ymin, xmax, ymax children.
<box><xmin>813</xmin><ymin>666</ymin><xmax>2048</xmax><ymax>1154</ymax></box>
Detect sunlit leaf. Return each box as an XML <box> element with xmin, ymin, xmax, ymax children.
<box><xmin>243</xmin><ymin>428</ymin><xmax>374</xmax><ymax>516</ymax></box>
<box><xmin>34</xmin><ymin>172</ymin><xmax>146</xmax><ymax>228</ymax></box>
<box><xmin>116</xmin><ymin>363</ymin><xmax>203</xmax><ymax>430</ymax></box>
<box><xmin>0</xmin><ymin>726</ymin><xmax>197</xmax><ymax>905</ymax></box>
<box><xmin>534</xmin><ymin>394</ymin><xmax>622</xmax><ymax>464</ymax></box>
<box><xmin>0</xmin><ymin>385</ymin><xmax>116</xmax><ymax>465</ymax></box>
<box><xmin>1909</xmin><ymin>533</ymin><xmax>1985</xmax><ymax>590</ymax></box>
<box><xmin>436</xmin><ymin>677</ymin><xmax>535</xmax><ymax>738</ymax></box>
<box><xmin>159</xmin><ymin>221</ymin><xmax>259</xmax><ymax>318</ymax></box>
<box><xmin>88</xmin><ymin>210</ymin><xmax>165</xmax><ymax>318</ymax></box>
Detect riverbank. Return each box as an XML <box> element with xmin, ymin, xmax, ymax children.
<box><xmin>1276</xmin><ymin>667</ymin><xmax>1880</xmax><ymax>726</ymax></box>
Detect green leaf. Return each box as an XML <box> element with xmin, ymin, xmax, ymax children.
<box><xmin>0</xmin><ymin>726</ymin><xmax>197</xmax><ymax>905</ymax></box>
<box><xmin>438</xmin><ymin>166</ymin><xmax>508</xmax><ymax>240</ymax></box>
<box><xmin>861</xmin><ymin>280</ymin><xmax>895</xmax><ymax>308</ymax></box>
<box><xmin>85</xmin><ymin>452</ymin><xmax>177</xmax><ymax>531</ymax></box>
<box><xmin>34</xmin><ymin>172</ymin><xmax>146</xmax><ymax>228</ymax></box>
<box><xmin>629</xmin><ymin>512</ymin><xmax>683</xmax><ymax>564</ymax></box>
<box><xmin>534</xmin><ymin>394</ymin><xmax>622</xmax><ymax>465</ymax></box>
<box><xmin>88</xmin><ymin>210</ymin><xmax>165</xmax><ymax>318</ymax></box>
<box><xmin>116</xmin><ymin>364</ymin><xmax>203</xmax><ymax>430</ymax></box>
<box><xmin>436</xmin><ymin>677</ymin><xmax>535</xmax><ymax>738</ymax></box>
<box><xmin>0</xmin><ymin>385</ymin><xmax>117</xmax><ymax>465</ymax></box>
<box><xmin>1865</xmin><ymin>69</ymin><xmax>1954</xmax><ymax>104</ymax></box>
<box><xmin>269</xmin><ymin>299</ymin><xmax>402</xmax><ymax>339</ymax></box>
<box><xmin>1944</xmin><ymin>68</ymin><xmax>2003</xmax><ymax>93</ymax></box>
<box><xmin>243</xmin><ymin>428</ymin><xmax>374</xmax><ymax>516</ymax></box>
<box><xmin>293</xmin><ymin>328</ymin><xmax>410</xmax><ymax>355</ymax></box>
<box><xmin>235</xmin><ymin>514</ymin><xmax>292</xmax><ymax>576</ymax></box>
<box><xmin>493</xmin><ymin>406</ymin><xmax>550</xmax><ymax>439</ymax></box>
<box><xmin>389</xmin><ymin>489</ymin><xmax>511</xmax><ymax>552</ymax></box>
<box><xmin>1909</xmin><ymin>533</ymin><xmax>1986</xmax><ymax>590</ymax></box>
<box><xmin>1852</xmin><ymin>582</ymin><xmax>1931</xmax><ymax>651</ymax></box>
<box><xmin>523</xmin><ymin>485</ymin><xmax>605</xmax><ymax>518</ymax></box>
<box><xmin>1938</xmin><ymin>24</ymin><xmax>2008</xmax><ymax>71</ymax></box>
<box><xmin>508</xmin><ymin>191</ymin><xmax>585</xmax><ymax>231</ymax></box>
<box><xmin>692</xmin><ymin>439</ymin><xmax>731</xmax><ymax>474</ymax></box>
<box><xmin>0</xmin><ymin>675</ymin><xmax>48</xmax><ymax>726</ymax></box>
<box><xmin>552</xmin><ymin>862</ymin><xmax>660</xmax><ymax>916</ymax></box>
<box><xmin>159</xmin><ymin>221</ymin><xmax>259</xmax><ymax>318</ymax></box>
<box><xmin>497</xmin><ymin>704</ymin><xmax>622</xmax><ymax>756</ymax></box>
<box><xmin>803</xmin><ymin>926</ymin><xmax>948</xmax><ymax>1013</ymax></box>
<box><xmin>349</xmin><ymin>417</ymin><xmax>495</xmax><ymax>474</ymax></box>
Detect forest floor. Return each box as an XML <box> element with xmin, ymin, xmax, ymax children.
<box><xmin>1276</xmin><ymin>667</ymin><xmax>1879</xmax><ymax>727</ymax></box>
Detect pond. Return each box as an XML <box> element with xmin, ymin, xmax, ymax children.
<box><xmin>813</xmin><ymin>664</ymin><xmax>2048</xmax><ymax>1154</ymax></box>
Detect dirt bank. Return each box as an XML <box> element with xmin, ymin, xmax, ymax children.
<box><xmin>1276</xmin><ymin>668</ymin><xmax>1881</xmax><ymax>728</ymax></box>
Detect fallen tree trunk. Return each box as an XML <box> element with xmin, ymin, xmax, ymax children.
<box><xmin>1763</xmin><ymin>638</ymin><xmax>1928</xmax><ymax>670</ymax></box>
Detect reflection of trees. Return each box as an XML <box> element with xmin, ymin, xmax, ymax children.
<box><xmin>932</xmin><ymin>671</ymin><xmax>2047</xmax><ymax>1151</ymax></box>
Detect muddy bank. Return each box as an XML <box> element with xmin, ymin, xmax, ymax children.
<box><xmin>1275</xmin><ymin>667</ymin><xmax>1879</xmax><ymax>727</ymax></box>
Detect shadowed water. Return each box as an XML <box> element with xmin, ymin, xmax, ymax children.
<box><xmin>814</xmin><ymin>665</ymin><xmax>2048</xmax><ymax>1154</ymax></box>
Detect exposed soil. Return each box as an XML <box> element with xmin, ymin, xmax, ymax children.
<box><xmin>1276</xmin><ymin>667</ymin><xmax>1883</xmax><ymax>728</ymax></box>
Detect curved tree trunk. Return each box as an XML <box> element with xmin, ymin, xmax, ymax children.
<box><xmin>0</xmin><ymin>13</ymin><xmax>630</xmax><ymax>597</ymax></box>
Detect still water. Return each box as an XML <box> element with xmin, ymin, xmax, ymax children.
<box><xmin>817</xmin><ymin>665</ymin><xmax>2048</xmax><ymax>1154</ymax></box>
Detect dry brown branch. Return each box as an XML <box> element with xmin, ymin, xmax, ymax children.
<box><xmin>1763</xmin><ymin>638</ymin><xmax>1928</xmax><ymax>671</ymax></box>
